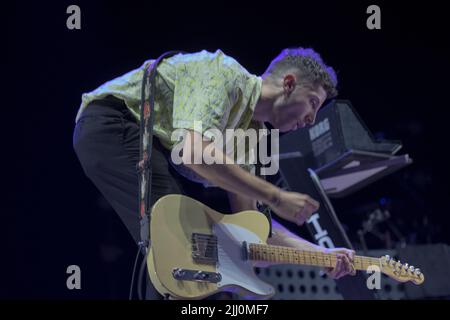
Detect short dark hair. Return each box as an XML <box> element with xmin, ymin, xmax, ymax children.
<box><xmin>264</xmin><ymin>47</ymin><xmax>338</xmax><ymax>99</ymax></box>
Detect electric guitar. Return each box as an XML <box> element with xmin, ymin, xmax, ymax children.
<box><xmin>147</xmin><ymin>194</ymin><xmax>425</xmax><ymax>300</ymax></box>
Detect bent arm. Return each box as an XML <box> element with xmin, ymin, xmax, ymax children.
<box><xmin>181</xmin><ymin>129</ymin><xmax>280</xmax><ymax>208</ymax></box>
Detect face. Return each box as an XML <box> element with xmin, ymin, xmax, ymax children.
<box><xmin>271</xmin><ymin>77</ymin><xmax>328</xmax><ymax>133</ymax></box>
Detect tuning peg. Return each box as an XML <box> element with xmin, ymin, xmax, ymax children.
<box><xmin>403</xmin><ymin>263</ymin><xmax>409</xmax><ymax>270</ymax></box>
<box><xmin>384</xmin><ymin>255</ymin><xmax>390</xmax><ymax>261</ymax></box>
<box><xmin>409</xmin><ymin>266</ymin><xmax>415</xmax><ymax>272</ymax></box>
<box><xmin>415</xmin><ymin>268</ymin><xmax>421</xmax><ymax>275</ymax></box>
<box><xmin>395</xmin><ymin>261</ymin><xmax>402</xmax><ymax>269</ymax></box>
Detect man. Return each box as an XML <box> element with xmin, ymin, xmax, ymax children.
<box><xmin>73</xmin><ymin>48</ymin><xmax>356</xmax><ymax>299</ymax></box>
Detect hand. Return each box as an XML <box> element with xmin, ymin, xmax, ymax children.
<box><xmin>269</xmin><ymin>190</ymin><xmax>320</xmax><ymax>226</ymax></box>
<box><xmin>323</xmin><ymin>248</ymin><xmax>356</xmax><ymax>279</ymax></box>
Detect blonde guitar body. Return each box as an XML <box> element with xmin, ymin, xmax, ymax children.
<box><xmin>147</xmin><ymin>195</ymin><xmax>424</xmax><ymax>300</ymax></box>
<box><xmin>147</xmin><ymin>194</ymin><xmax>274</xmax><ymax>300</ymax></box>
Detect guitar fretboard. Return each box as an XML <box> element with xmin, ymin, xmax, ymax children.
<box><xmin>248</xmin><ymin>243</ymin><xmax>381</xmax><ymax>270</ymax></box>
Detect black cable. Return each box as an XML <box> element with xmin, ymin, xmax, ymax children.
<box><xmin>137</xmin><ymin>249</ymin><xmax>148</xmax><ymax>300</ymax></box>
<box><xmin>128</xmin><ymin>244</ymin><xmax>143</xmax><ymax>300</ymax></box>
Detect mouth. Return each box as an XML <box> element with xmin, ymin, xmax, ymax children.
<box><xmin>291</xmin><ymin>121</ymin><xmax>303</xmax><ymax>131</ymax></box>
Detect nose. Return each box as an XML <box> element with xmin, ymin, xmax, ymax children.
<box><xmin>305</xmin><ymin>112</ymin><xmax>317</xmax><ymax>126</ymax></box>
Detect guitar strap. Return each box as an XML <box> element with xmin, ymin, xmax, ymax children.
<box><xmin>137</xmin><ymin>50</ymin><xmax>186</xmax><ymax>252</ymax></box>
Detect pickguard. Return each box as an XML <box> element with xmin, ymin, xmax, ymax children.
<box><xmin>213</xmin><ymin>223</ymin><xmax>274</xmax><ymax>298</ymax></box>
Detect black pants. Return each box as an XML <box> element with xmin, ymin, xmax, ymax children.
<box><xmin>72</xmin><ymin>96</ymin><xmax>232</xmax><ymax>299</ymax></box>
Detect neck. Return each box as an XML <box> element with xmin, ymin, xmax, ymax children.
<box><xmin>248</xmin><ymin>243</ymin><xmax>381</xmax><ymax>271</ymax></box>
<box><xmin>252</xmin><ymin>77</ymin><xmax>278</xmax><ymax>123</ymax></box>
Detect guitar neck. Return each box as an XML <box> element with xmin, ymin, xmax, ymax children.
<box><xmin>248</xmin><ymin>243</ymin><xmax>380</xmax><ymax>271</ymax></box>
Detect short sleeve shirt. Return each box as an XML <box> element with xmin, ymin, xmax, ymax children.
<box><xmin>75</xmin><ymin>49</ymin><xmax>263</xmax><ymax>185</ymax></box>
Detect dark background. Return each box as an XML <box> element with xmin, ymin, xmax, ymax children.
<box><xmin>4</xmin><ymin>0</ymin><xmax>448</xmax><ymax>299</ymax></box>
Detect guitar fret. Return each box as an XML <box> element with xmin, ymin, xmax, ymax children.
<box><xmin>248</xmin><ymin>244</ymin><xmax>382</xmax><ymax>271</ymax></box>
<box><xmin>250</xmin><ymin>244</ymin><xmax>328</xmax><ymax>267</ymax></box>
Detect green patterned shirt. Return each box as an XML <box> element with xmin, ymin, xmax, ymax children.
<box><xmin>75</xmin><ymin>50</ymin><xmax>263</xmax><ymax>185</ymax></box>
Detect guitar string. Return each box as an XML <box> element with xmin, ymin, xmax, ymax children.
<box><xmin>191</xmin><ymin>238</ymin><xmax>419</xmax><ymax>278</ymax></box>
<box><xmin>192</xmin><ymin>241</ymin><xmax>383</xmax><ymax>269</ymax></box>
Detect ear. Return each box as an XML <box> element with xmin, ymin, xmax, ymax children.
<box><xmin>283</xmin><ymin>74</ymin><xmax>297</xmax><ymax>95</ymax></box>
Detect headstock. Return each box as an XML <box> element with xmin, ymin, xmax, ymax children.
<box><xmin>380</xmin><ymin>255</ymin><xmax>425</xmax><ymax>285</ymax></box>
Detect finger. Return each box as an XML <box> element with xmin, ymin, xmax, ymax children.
<box><xmin>336</xmin><ymin>266</ymin><xmax>347</xmax><ymax>279</ymax></box>
<box><xmin>296</xmin><ymin>214</ymin><xmax>305</xmax><ymax>226</ymax></box>
<box><xmin>299</xmin><ymin>203</ymin><xmax>314</xmax><ymax>221</ymax></box>
<box><xmin>344</xmin><ymin>250</ymin><xmax>355</xmax><ymax>262</ymax></box>
<box><xmin>350</xmin><ymin>250</ymin><xmax>355</xmax><ymax>262</ymax></box>
<box><xmin>341</xmin><ymin>253</ymin><xmax>350</xmax><ymax>265</ymax></box>
<box><xmin>338</xmin><ymin>255</ymin><xmax>349</xmax><ymax>278</ymax></box>
<box><xmin>298</xmin><ymin>194</ymin><xmax>317</xmax><ymax>208</ymax></box>
<box><xmin>341</xmin><ymin>254</ymin><xmax>352</xmax><ymax>275</ymax></box>
<box><xmin>331</xmin><ymin>254</ymin><xmax>346</xmax><ymax>279</ymax></box>
<box><xmin>309</xmin><ymin>197</ymin><xmax>320</xmax><ymax>210</ymax></box>
<box><xmin>330</xmin><ymin>256</ymin><xmax>342</xmax><ymax>279</ymax></box>
<box><xmin>336</xmin><ymin>249</ymin><xmax>354</xmax><ymax>263</ymax></box>
<box><xmin>339</xmin><ymin>251</ymin><xmax>355</xmax><ymax>274</ymax></box>
<box><xmin>323</xmin><ymin>267</ymin><xmax>333</xmax><ymax>278</ymax></box>
<box><xmin>349</xmin><ymin>251</ymin><xmax>356</xmax><ymax>274</ymax></box>
<box><xmin>349</xmin><ymin>258</ymin><xmax>356</xmax><ymax>276</ymax></box>
<box><xmin>328</xmin><ymin>261</ymin><xmax>337</xmax><ymax>278</ymax></box>
<box><xmin>303</xmin><ymin>195</ymin><xmax>320</xmax><ymax>210</ymax></box>
<box><xmin>295</xmin><ymin>208</ymin><xmax>306</xmax><ymax>225</ymax></box>
<box><xmin>337</xmin><ymin>264</ymin><xmax>349</xmax><ymax>279</ymax></box>
<box><xmin>324</xmin><ymin>267</ymin><xmax>333</xmax><ymax>274</ymax></box>
<box><xmin>300</xmin><ymin>202</ymin><xmax>315</xmax><ymax>221</ymax></box>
